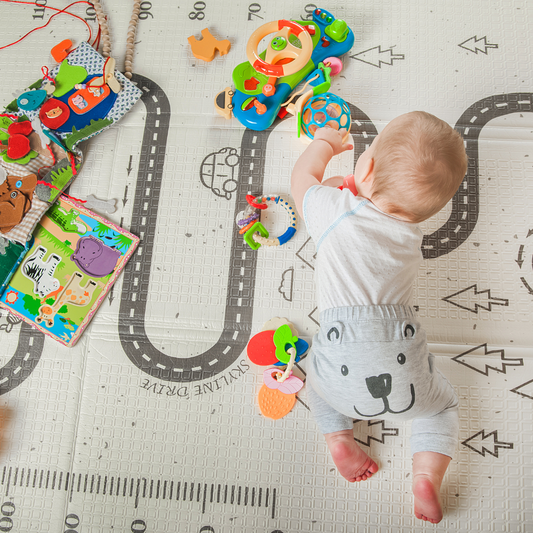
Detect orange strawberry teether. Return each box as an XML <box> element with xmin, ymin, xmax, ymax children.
<box><xmin>248</xmin><ymin>318</ymin><xmax>307</xmax><ymax>420</ymax></box>
<box><xmin>257</xmin><ymin>384</ymin><xmax>296</xmax><ymax>420</ymax></box>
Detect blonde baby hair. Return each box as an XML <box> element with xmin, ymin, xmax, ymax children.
<box><xmin>370</xmin><ymin>111</ymin><xmax>468</xmax><ymax>223</ymax></box>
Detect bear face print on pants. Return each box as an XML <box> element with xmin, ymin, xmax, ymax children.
<box><xmin>308</xmin><ymin>309</ymin><xmax>439</xmax><ymax>422</ymax></box>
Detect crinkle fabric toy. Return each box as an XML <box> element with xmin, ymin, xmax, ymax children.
<box><xmin>0</xmin><ymin>41</ymin><xmax>141</xmax><ymax>248</ymax></box>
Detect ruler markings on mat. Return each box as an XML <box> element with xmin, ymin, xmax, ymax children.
<box><xmin>0</xmin><ymin>465</ymin><xmax>277</xmax><ymax>517</ymax></box>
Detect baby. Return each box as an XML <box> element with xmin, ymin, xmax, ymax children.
<box><xmin>290</xmin><ymin>111</ymin><xmax>468</xmax><ymax>524</ymax></box>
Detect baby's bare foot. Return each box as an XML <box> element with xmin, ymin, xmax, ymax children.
<box><xmin>412</xmin><ymin>451</ymin><xmax>451</xmax><ymax>524</ymax></box>
<box><xmin>325</xmin><ymin>431</ymin><xmax>379</xmax><ymax>482</ymax></box>
<box><xmin>413</xmin><ymin>474</ymin><xmax>443</xmax><ymax>524</ymax></box>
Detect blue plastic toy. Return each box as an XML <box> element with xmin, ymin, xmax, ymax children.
<box><xmin>300</xmin><ymin>92</ymin><xmax>351</xmax><ymax>140</ymax></box>
<box><xmin>238</xmin><ymin>194</ymin><xmax>297</xmax><ymax>250</ymax></box>
<box><xmin>221</xmin><ymin>7</ymin><xmax>355</xmax><ymax>131</ymax></box>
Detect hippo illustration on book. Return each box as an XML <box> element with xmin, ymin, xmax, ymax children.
<box><xmin>71</xmin><ymin>235</ymin><xmax>121</xmax><ymax>277</ymax></box>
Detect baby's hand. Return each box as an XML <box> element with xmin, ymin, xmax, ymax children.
<box><xmin>313</xmin><ymin>127</ymin><xmax>353</xmax><ymax>156</ymax></box>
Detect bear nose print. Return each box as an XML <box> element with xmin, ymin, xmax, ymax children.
<box><xmin>366</xmin><ymin>374</ymin><xmax>392</xmax><ymax>399</ymax></box>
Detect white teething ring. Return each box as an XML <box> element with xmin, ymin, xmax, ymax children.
<box><xmin>239</xmin><ymin>194</ymin><xmax>298</xmax><ymax>249</ymax></box>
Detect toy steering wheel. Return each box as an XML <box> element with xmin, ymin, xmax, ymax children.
<box><xmin>246</xmin><ymin>19</ymin><xmax>314</xmax><ymax>78</ymax></box>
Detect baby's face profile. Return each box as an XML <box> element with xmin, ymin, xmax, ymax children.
<box><xmin>353</xmin><ymin>114</ymin><xmax>407</xmax><ymax>193</ymax></box>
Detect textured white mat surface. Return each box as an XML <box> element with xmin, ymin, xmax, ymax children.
<box><xmin>0</xmin><ymin>1</ymin><xmax>531</xmax><ymax>531</ymax></box>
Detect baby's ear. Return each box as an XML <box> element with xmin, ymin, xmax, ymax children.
<box><xmin>360</xmin><ymin>157</ymin><xmax>375</xmax><ymax>184</ymax></box>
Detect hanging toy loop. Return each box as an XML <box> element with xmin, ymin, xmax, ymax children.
<box><xmin>40</xmin><ymin>66</ymin><xmax>54</xmax><ymax>82</ymax></box>
<box><xmin>276</xmin><ymin>347</ymin><xmax>297</xmax><ymax>383</ymax></box>
<box><xmin>124</xmin><ymin>0</ymin><xmax>142</xmax><ymax>79</ymax></box>
<box><xmin>91</xmin><ymin>0</ymin><xmax>142</xmax><ymax>78</ymax></box>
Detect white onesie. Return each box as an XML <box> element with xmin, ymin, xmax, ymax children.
<box><xmin>303</xmin><ymin>185</ymin><xmax>423</xmax><ymax>312</ymax></box>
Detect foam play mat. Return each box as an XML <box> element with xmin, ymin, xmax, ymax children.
<box><xmin>0</xmin><ymin>1</ymin><xmax>531</xmax><ymax>531</ymax></box>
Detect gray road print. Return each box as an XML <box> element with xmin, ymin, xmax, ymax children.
<box><xmin>0</xmin><ymin>322</ymin><xmax>44</xmax><ymax>395</ymax></box>
<box><xmin>349</xmin><ymin>94</ymin><xmax>533</xmax><ymax>258</ymax></box>
<box><xmin>424</xmin><ymin>93</ymin><xmax>533</xmax><ymax>258</ymax></box>
<box><xmin>1</xmin><ymin>85</ymin><xmax>531</xmax><ymax>391</ymax></box>
<box><xmin>118</xmin><ymin>74</ymin><xmax>267</xmax><ymax>382</ymax></box>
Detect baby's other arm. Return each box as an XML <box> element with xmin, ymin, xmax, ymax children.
<box><xmin>291</xmin><ymin>128</ymin><xmax>353</xmax><ymax>218</ymax></box>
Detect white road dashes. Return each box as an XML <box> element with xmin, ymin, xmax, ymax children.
<box><xmin>0</xmin><ymin>322</ymin><xmax>44</xmax><ymax>394</ymax></box>
<box><xmin>118</xmin><ymin>77</ymin><xmax>256</xmax><ymax>380</ymax></box>
<box><xmin>425</xmin><ymin>96</ymin><xmax>511</xmax><ymax>251</ymax></box>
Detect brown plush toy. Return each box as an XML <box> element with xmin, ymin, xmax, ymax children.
<box><xmin>0</xmin><ymin>173</ymin><xmax>38</xmax><ymax>233</ymax></box>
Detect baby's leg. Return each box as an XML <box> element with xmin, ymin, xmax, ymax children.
<box><xmin>307</xmin><ymin>384</ymin><xmax>378</xmax><ymax>482</ymax></box>
<box><xmin>412</xmin><ymin>451</ymin><xmax>450</xmax><ymax>524</ymax></box>
<box><xmin>411</xmin><ymin>399</ymin><xmax>459</xmax><ymax>524</ymax></box>
<box><xmin>325</xmin><ymin>430</ymin><xmax>379</xmax><ymax>482</ymax></box>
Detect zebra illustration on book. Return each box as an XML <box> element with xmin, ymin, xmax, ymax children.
<box><xmin>36</xmin><ymin>271</ymin><xmax>98</xmax><ymax>328</ymax></box>
<box><xmin>21</xmin><ymin>245</ymin><xmax>62</xmax><ymax>298</ymax></box>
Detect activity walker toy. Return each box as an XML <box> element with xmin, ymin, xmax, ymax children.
<box><xmin>215</xmin><ymin>7</ymin><xmax>355</xmax><ymax>131</ymax></box>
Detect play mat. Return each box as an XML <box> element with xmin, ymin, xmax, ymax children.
<box><xmin>0</xmin><ymin>1</ymin><xmax>531</xmax><ymax>531</ymax></box>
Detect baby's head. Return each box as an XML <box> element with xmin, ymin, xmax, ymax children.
<box><xmin>365</xmin><ymin>111</ymin><xmax>468</xmax><ymax>223</ymax></box>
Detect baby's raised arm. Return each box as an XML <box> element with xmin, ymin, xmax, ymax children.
<box><xmin>291</xmin><ymin>128</ymin><xmax>353</xmax><ymax>218</ymax></box>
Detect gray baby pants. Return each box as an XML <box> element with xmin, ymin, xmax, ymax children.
<box><xmin>306</xmin><ymin>305</ymin><xmax>459</xmax><ymax>458</ymax></box>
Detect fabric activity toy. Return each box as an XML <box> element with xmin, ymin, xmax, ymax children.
<box><xmin>216</xmin><ymin>7</ymin><xmax>354</xmax><ymax>130</ymax></box>
<box><xmin>34</xmin><ymin>41</ymin><xmax>141</xmax><ymax>149</ymax></box>
<box><xmin>0</xmin><ymin>112</ymin><xmax>76</xmax><ymax>245</ymax></box>
<box><xmin>236</xmin><ymin>194</ymin><xmax>297</xmax><ymax>250</ymax></box>
<box><xmin>0</xmin><ymin>195</ymin><xmax>139</xmax><ymax>347</ymax></box>
<box><xmin>0</xmin><ymin>0</ymin><xmax>143</xmax><ymax>343</ymax></box>
<box><xmin>247</xmin><ymin>318</ymin><xmax>307</xmax><ymax>420</ymax></box>
<box><xmin>0</xmin><ymin>4</ymin><xmax>141</xmax><ymax>245</ymax></box>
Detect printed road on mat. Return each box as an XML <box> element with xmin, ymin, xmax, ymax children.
<box><xmin>0</xmin><ymin>1</ymin><xmax>531</xmax><ymax>532</ymax></box>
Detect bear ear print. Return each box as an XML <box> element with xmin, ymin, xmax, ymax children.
<box><xmin>325</xmin><ymin>322</ymin><xmax>343</xmax><ymax>344</ymax></box>
<box><xmin>404</xmin><ymin>324</ymin><xmax>415</xmax><ymax>338</ymax></box>
<box><xmin>327</xmin><ymin>327</ymin><xmax>340</xmax><ymax>342</ymax></box>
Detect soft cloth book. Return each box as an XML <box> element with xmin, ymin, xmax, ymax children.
<box><xmin>0</xmin><ymin>195</ymin><xmax>139</xmax><ymax>346</ymax></box>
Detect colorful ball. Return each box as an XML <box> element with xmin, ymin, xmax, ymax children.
<box><xmin>301</xmin><ymin>92</ymin><xmax>351</xmax><ymax>140</ymax></box>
